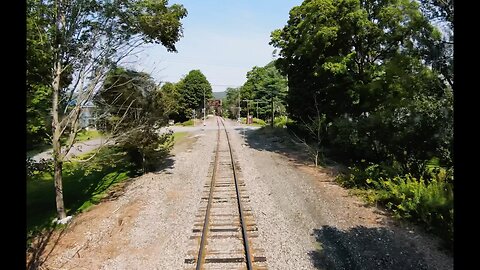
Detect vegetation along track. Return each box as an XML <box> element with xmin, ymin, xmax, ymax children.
<box><xmin>185</xmin><ymin>117</ymin><xmax>267</xmax><ymax>269</ymax></box>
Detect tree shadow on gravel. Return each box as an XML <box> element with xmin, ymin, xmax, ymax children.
<box><xmin>235</xmin><ymin>127</ymin><xmax>321</xmax><ymax>166</ymax></box>
<box><xmin>154</xmin><ymin>154</ymin><xmax>175</xmax><ymax>174</ymax></box>
<box><xmin>26</xmin><ymin>225</ymin><xmax>68</xmax><ymax>270</ymax></box>
<box><xmin>309</xmin><ymin>225</ymin><xmax>432</xmax><ymax>270</ymax></box>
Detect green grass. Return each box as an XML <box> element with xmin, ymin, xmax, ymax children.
<box><xmin>252</xmin><ymin>118</ymin><xmax>266</xmax><ymax>126</ymax></box>
<box><xmin>76</xmin><ymin>129</ymin><xmax>102</xmax><ymax>142</ymax></box>
<box><xmin>27</xmin><ymin>146</ymin><xmax>139</xmax><ymax>242</ymax></box>
<box><xmin>173</xmin><ymin>132</ymin><xmax>188</xmax><ymax>142</ymax></box>
<box><xmin>175</xmin><ymin>119</ymin><xmax>195</xmax><ymax>126</ymax></box>
<box><xmin>239</xmin><ymin>117</ymin><xmax>266</xmax><ymax>126</ymax></box>
<box><xmin>274</xmin><ymin>115</ymin><xmax>294</xmax><ymax>127</ymax></box>
<box><xmin>254</xmin><ymin>125</ymin><xmax>291</xmax><ymax>137</ymax></box>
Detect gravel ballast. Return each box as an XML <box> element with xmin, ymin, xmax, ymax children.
<box><xmin>223</xmin><ymin>119</ymin><xmax>453</xmax><ymax>270</ymax></box>
<box><xmin>31</xmin><ymin>117</ymin><xmax>453</xmax><ymax>270</ymax></box>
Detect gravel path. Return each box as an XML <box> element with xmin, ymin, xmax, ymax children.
<box><xmin>30</xmin><ymin>137</ymin><xmax>109</xmax><ymax>162</ymax></box>
<box><xmin>30</xmin><ymin>117</ymin><xmax>453</xmax><ymax>270</ymax></box>
<box><xmin>223</xmin><ymin>119</ymin><xmax>453</xmax><ymax>270</ymax></box>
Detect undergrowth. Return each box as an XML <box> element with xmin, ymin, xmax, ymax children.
<box><xmin>336</xmin><ymin>161</ymin><xmax>453</xmax><ymax>250</ymax></box>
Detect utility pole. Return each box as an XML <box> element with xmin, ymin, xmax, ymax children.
<box><xmin>238</xmin><ymin>92</ymin><xmax>241</xmax><ymax>121</ymax></box>
<box><xmin>254</xmin><ymin>100</ymin><xmax>269</xmax><ymax>121</ymax></box>
<box><xmin>242</xmin><ymin>99</ymin><xmax>253</xmax><ymax>124</ymax></box>
<box><xmin>203</xmin><ymin>87</ymin><xmax>206</xmax><ymax>126</ymax></box>
<box><xmin>192</xmin><ymin>109</ymin><xmax>196</xmax><ymax>126</ymax></box>
<box><xmin>271</xmin><ymin>94</ymin><xmax>274</xmax><ymax>127</ymax></box>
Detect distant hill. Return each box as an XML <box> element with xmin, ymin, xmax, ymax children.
<box><xmin>212</xmin><ymin>91</ymin><xmax>227</xmax><ymax>100</ymax></box>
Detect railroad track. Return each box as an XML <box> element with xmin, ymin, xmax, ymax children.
<box><xmin>185</xmin><ymin>116</ymin><xmax>267</xmax><ymax>270</ymax></box>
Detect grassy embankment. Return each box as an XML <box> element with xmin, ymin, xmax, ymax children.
<box><xmin>27</xmin><ymin>130</ymin><xmax>187</xmax><ymax>245</ymax></box>
<box><xmin>27</xmin><ymin>146</ymin><xmax>138</xmax><ymax>243</ymax></box>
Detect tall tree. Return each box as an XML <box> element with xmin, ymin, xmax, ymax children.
<box><xmin>27</xmin><ymin>0</ymin><xmax>55</xmax><ymax>149</ymax></box>
<box><xmin>176</xmin><ymin>69</ymin><xmax>213</xmax><ymax>121</ymax></box>
<box><xmin>419</xmin><ymin>0</ymin><xmax>453</xmax><ymax>25</ymax></box>
<box><xmin>241</xmin><ymin>61</ymin><xmax>288</xmax><ymax>121</ymax></box>
<box><xmin>95</xmin><ymin>67</ymin><xmax>161</xmax><ymax>131</ymax></box>
<box><xmin>222</xmin><ymin>87</ymin><xmax>241</xmax><ymax>119</ymax></box>
<box><xmin>270</xmin><ymin>0</ymin><xmax>452</xmax><ymax>173</ymax></box>
<box><xmin>96</xmin><ymin>67</ymin><xmax>171</xmax><ymax>172</ymax></box>
<box><xmin>159</xmin><ymin>82</ymin><xmax>181</xmax><ymax>122</ymax></box>
<box><xmin>418</xmin><ymin>0</ymin><xmax>453</xmax><ymax>88</ymax></box>
<box><xmin>29</xmin><ymin>0</ymin><xmax>187</xmax><ymax>221</ymax></box>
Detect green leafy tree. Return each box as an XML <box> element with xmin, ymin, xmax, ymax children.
<box><xmin>418</xmin><ymin>0</ymin><xmax>453</xmax><ymax>88</ymax></box>
<box><xmin>222</xmin><ymin>87</ymin><xmax>241</xmax><ymax>119</ymax></box>
<box><xmin>271</xmin><ymin>0</ymin><xmax>441</xmax><ymax>122</ymax></box>
<box><xmin>176</xmin><ymin>70</ymin><xmax>213</xmax><ymax>121</ymax></box>
<box><xmin>159</xmin><ymin>82</ymin><xmax>181</xmax><ymax>122</ymax></box>
<box><xmin>419</xmin><ymin>0</ymin><xmax>453</xmax><ymax>25</ymax></box>
<box><xmin>271</xmin><ymin>0</ymin><xmax>452</xmax><ymax>174</ymax></box>
<box><xmin>28</xmin><ymin>0</ymin><xmax>187</xmax><ymax>221</ymax></box>
<box><xmin>95</xmin><ymin>67</ymin><xmax>162</xmax><ymax>131</ymax></box>
<box><xmin>27</xmin><ymin>0</ymin><xmax>55</xmax><ymax>149</ymax></box>
<box><xmin>241</xmin><ymin>61</ymin><xmax>287</xmax><ymax>122</ymax></box>
<box><xmin>96</xmin><ymin>67</ymin><xmax>171</xmax><ymax>172</ymax></box>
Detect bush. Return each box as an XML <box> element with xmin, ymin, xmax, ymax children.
<box><xmin>337</xmin><ymin>162</ymin><xmax>453</xmax><ymax>249</ymax></box>
<box><xmin>274</xmin><ymin>116</ymin><xmax>293</xmax><ymax>127</ymax></box>
<box><xmin>253</xmin><ymin>118</ymin><xmax>266</xmax><ymax>126</ymax></box>
<box><xmin>117</xmin><ymin>127</ymin><xmax>174</xmax><ymax>172</ymax></box>
<box><xmin>371</xmin><ymin>175</ymin><xmax>453</xmax><ymax>248</ymax></box>
<box><xmin>180</xmin><ymin>119</ymin><xmax>194</xmax><ymax>126</ymax></box>
<box><xmin>336</xmin><ymin>161</ymin><xmax>399</xmax><ymax>188</ymax></box>
<box><xmin>27</xmin><ymin>157</ymin><xmax>53</xmax><ymax>179</ymax></box>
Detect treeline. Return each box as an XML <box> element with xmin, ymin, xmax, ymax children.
<box><xmin>222</xmin><ymin>61</ymin><xmax>288</xmax><ymax>123</ymax></box>
<box><xmin>270</xmin><ymin>0</ymin><xmax>453</xmax><ymax>247</ymax></box>
<box><xmin>159</xmin><ymin>69</ymin><xmax>214</xmax><ymax>123</ymax></box>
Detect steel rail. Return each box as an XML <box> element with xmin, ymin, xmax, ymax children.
<box><xmin>219</xmin><ymin>117</ymin><xmax>254</xmax><ymax>270</ymax></box>
<box><xmin>195</xmin><ymin>117</ymin><xmax>221</xmax><ymax>270</ymax></box>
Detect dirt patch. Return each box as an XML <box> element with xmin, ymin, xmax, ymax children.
<box><xmin>171</xmin><ymin>133</ymin><xmax>199</xmax><ymax>155</ymax></box>
<box><xmin>28</xmin><ymin>196</ymin><xmax>145</xmax><ymax>269</ymax></box>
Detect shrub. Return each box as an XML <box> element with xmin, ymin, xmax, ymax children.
<box><xmin>274</xmin><ymin>116</ymin><xmax>293</xmax><ymax>127</ymax></box>
<box><xmin>371</xmin><ymin>175</ymin><xmax>453</xmax><ymax>247</ymax></box>
<box><xmin>27</xmin><ymin>157</ymin><xmax>53</xmax><ymax>179</ymax></box>
<box><xmin>117</xmin><ymin>127</ymin><xmax>174</xmax><ymax>172</ymax></box>
<box><xmin>336</xmin><ymin>161</ymin><xmax>399</xmax><ymax>188</ymax></box>
<box><xmin>252</xmin><ymin>118</ymin><xmax>266</xmax><ymax>126</ymax></box>
<box><xmin>181</xmin><ymin>119</ymin><xmax>194</xmax><ymax>126</ymax></box>
<box><xmin>337</xmin><ymin>162</ymin><xmax>453</xmax><ymax>249</ymax></box>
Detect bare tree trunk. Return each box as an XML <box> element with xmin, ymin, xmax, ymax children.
<box><xmin>52</xmin><ymin>0</ymin><xmax>66</xmax><ymax>220</ymax></box>
<box><xmin>52</xmin><ymin>58</ymin><xmax>67</xmax><ymax>220</ymax></box>
<box><xmin>142</xmin><ymin>152</ymin><xmax>146</xmax><ymax>174</ymax></box>
<box><xmin>54</xmin><ymin>159</ymin><xmax>66</xmax><ymax>219</ymax></box>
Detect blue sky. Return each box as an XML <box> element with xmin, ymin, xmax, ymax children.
<box><xmin>124</xmin><ymin>0</ymin><xmax>303</xmax><ymax>92</ymax></box>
